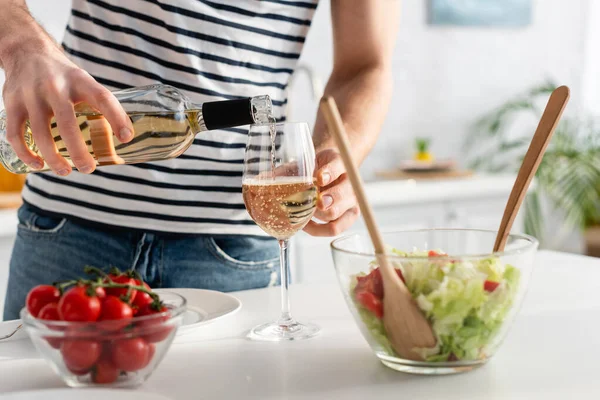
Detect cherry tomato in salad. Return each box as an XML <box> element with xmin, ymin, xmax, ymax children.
<box><xmin>355</xmin><ymin>291</ymin><xmax>384</xmax><ymax>319</ymax></box>
<box><xmin>92</xmin><ymin>358</ymin><xmax>120</xmax><ymax>384</ymax></box>
<box><xmin>99</xmin><ymin>296</ymin><xmax>133</xmax><ymax>331</ymax></box>
<box><xmin>428</xmin><ymin>250</ymin><xmax>447</xmax><ymax>257</ymax></box>
<box><xmin>355</xmin><ymin>269</ymin><xmax>383</xmax><ymax>299</ymax></box>
<box><xmin>58</xmin><ymin>286</ymin><xmax>101</xmax><ymax>322</ymax></box>
<box><xmin>26</xmin><ymin>285</ymin><xmax>61</xmax><ymax>317</ymax></box>
<box><xmin>137</xmin><ymin>303</ymin><xmax>173</xmax><ymax>343</ymax></box>
<box><xmin>132</xmin><ymin>281</ymin><xmax>153</xmax><ymax>314</ymax></box>
<box><xmin>484</xmin><ymin>280</ymin><xmax>500</xmax><ymax>292</ymax></box>
<box><xmin>61</xmin><ymin>340</ymin><xmax>101</xmax><ymax>371</ymax></box>
<box><xmin>105</xmin><ymin>274</ymin><xmax>137</xmax><ymax>303</ymax></box>
<box><xmin>395</xmin><ymin>268</ymin><xmax>406</xmax><ymax>285</ymax></box>
<box><xmin>370</xmin><ymin>269</ymin><xmax>384</xmax><ymax>299</ymax></box>
<box><xmin>111</xmin><ymin>338</ymin><xmax>150</xmax><ymax>372</ymax></box>
<box><xmin>355</xmin><ymin>268</ymin><xmax>404</xmax><ymax>301</ymax></box>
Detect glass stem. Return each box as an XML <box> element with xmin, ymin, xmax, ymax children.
<box><xmin>278</xmin><ymin>239</ymin><xmax>293</xmax><ymax>325</ymax></box>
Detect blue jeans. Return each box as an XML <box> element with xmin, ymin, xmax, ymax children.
<box><xmin>3</xmin><ymin>204</ymin><xmax>280</xmax><ymax>321</ymax></box>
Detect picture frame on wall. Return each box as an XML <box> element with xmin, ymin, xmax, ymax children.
<box><xmin>428</xmin><ymin>0</ymin><xmax>532</xmax><ymax>27</ymax></box>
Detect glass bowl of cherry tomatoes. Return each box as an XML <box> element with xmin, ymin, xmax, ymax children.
<box><xmin>19</xmin><ymin>267</ymin><xmax>186</xmax><ymax>388</ymax></box>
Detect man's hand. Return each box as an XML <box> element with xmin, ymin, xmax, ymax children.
<box><xmin>303</xmin><ymin>0</ymin><xmax>399</xmax><ymax>238</ymax></box>
<box><xmin>304</xmin><ymin>148</ymin><xmax>360</xmax><ymax>236</ymax></box>
<box><xmin>0</xmin><ymin>0</ymin><xmax>133</xmax><ymax>176</ymax></box>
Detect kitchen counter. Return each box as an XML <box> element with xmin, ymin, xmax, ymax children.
<box><xmin>0</xmin><ymin>250</ymin><xmax>598</xmax><ymax>399</ymax></box>
<box><xmin>364</xmin><ymin>173</ymin><xmax>521</xmax><ymax>207</ymax></box>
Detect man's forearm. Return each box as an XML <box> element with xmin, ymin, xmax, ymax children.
<box><xmin>0</xmin><ymin>0</ymin><xmax>53</xmax><ymax>69</ymax></box>
<box><xmin>313</xmin><ymin>65</ymin><xmax>393</xmax><ymax>163</ymax></box>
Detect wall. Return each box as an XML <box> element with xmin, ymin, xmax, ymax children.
<box><xmin>289</xmin><ymin>0</ymin><xmax>590</xmax><ymax>180</ymax></box>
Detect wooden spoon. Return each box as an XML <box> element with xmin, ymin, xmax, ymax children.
<box><xmin>320</xmin><ymin>97</ymin><xmax>436</xmax><ymax>361</ymax></box>
<box><xmin>494</xmin><ymin>85</ymin><xmax>570</xmax><ymax>252</ymax></box>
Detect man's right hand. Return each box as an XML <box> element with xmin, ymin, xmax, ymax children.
<box><xmin>0</xmin><ymin>0</ymin><xmax>134</xmax><ymax>175</ymax></box>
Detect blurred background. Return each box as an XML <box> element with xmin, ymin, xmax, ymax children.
<box><xmin>0</xmin><ymin>1</ymin><xmax>598</xmax><ymax>289</ymax></box>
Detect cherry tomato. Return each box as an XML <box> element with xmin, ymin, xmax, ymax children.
<box><xmin>354</xmin><ymin>268</ymin><xmax>404</xmax><ymax>301</ymax></box>
<box><xmin>355</xmin><ymin>291</ymin><xmax>384</xmax><ymax>319</ymax></box>
<box><xmin>26</xmin><ymin>285</ymin><xmax>61</xmax><ymax>317</ymax></box>
<box><xmin>140</xmin><ymin>343</ymin><xmax>156</xmax><ymax>369</ymax></box>
<box><xmin>355</xmin><ymin>269</ymin><xmax>383</xmax><ymax>299</ymax></box>
<box><xmin>395</xmin><ymin>268</ymin><xmax>406</xmax><ymax>284</ymax></box>
<box><xmin>137</xmin><ymin>304</ymin><xmax>173</xmax><ymax>343</ymax></box>
<box><xmin>38</xmin><ymin>302</ymin><xmax>62</xmax><ymax>349</ymax></box>
<box><xmin>111</xmin><ymin>338</ymin><xmax>150</xmax><ymax>372</ymax></box>
<box><xmin>484</xmin><ymin>280</ymin><xmax>500</xmax><ymax>292</ymax></box>
<box><xmin>61</xmin><ymin>340</ymin><xmax>101</xmax><ymax>371</ymax></box>
<box><xmin>38</xmin><ymin>302</ymin><xmax>60</xmax><ymax>320</ymax></box>
<box><xmin>132</xmin><ymin>281</ymin><xmax>153</xmax><ymax>314</ymax></box>
<box><xmin>428</xmin><ymin>250</ymin><xmax>448</xmax><ymax>257</ymax></box>
<box><xmin>99</xmin><ymin>296</ymin><xmax>133</xmax><ymax>331</ymax></box>
<box><xmin>67</xmin><ymin>365</ymin><xmax>91</xmax><ymax>376</ymax></box>
<box><xmin>93</xmin><ymin>286</ymin><xmax>106</xmax><ymax>300</ymax></box>
<box><xmin>105</xmin><ymin>274</ymin><xmax>137</xmax><ymax>303</ymax></box>
<box><xmin>58</xmin><ymin>286</ymin><xmax>101</xmax><ymax>322</ymax></box>
<box><xmin>92</xmin><ymin>358</ymin><xmax>120</xmax><ymax>384</ymax></box>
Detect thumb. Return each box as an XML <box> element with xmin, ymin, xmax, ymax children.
<box><xmin>316</xmin><ymin>153</ymin><xmax>345</xmax><ymax>187</ymax></box>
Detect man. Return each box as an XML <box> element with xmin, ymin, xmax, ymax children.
<box><xmin>0</xmin><ymin>0</ymin><xmax>398</xmax><ymax>320</ymax></box>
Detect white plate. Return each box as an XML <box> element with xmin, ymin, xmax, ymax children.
<box><xmin>0</xmin><ymin>389</ymin><xmax>172</xmax><ymax>400</ymax></box>
<box><xmin>0</xmin><ymin>319</ymin><xmax>27</xmax><ymax>342</ymax></box>
<box><xmin>153</xmin><ymin>288</ymin><xmax>241</xmax><ymax>335</ymax></box>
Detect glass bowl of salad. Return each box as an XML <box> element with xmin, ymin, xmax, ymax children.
<box><xmin>331</xmin><ymin>228</ymin><xmax>538</xmax><ymax>375</ymax></box>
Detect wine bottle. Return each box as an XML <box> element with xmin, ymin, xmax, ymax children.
<box><xmin>0</xmin><ymin>84</ymin><xmax>272</xmax><ymax>174</ymax></box>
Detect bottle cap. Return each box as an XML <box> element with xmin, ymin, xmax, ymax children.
<box><xmin>202</xmin><ymin>98</ymin><xmax>254</xmax><ymax>130</ymax></box>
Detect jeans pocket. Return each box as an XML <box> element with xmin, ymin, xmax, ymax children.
<box><xmin>206</xmin><ymin>236</ymin><xmax>279</xmax><ymax>271</ymax></box>
<box><xmin>17</xmin><ymin>205</ymin><xmax>68</xmax><ymax>236</ymax></box>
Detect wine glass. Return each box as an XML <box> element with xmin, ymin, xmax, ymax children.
<box><xmin>243</xmin><ymin>122</ymin><xmax>320</xmax><ymax>341</ymax></box>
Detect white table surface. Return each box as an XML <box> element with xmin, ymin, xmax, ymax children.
<box><xmin>0</xmin><ymin>250</ymin><xmax>598</xmax><ymax>399</ymax></box>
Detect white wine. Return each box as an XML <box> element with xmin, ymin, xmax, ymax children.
<box><xmin>20</xmin><ymin>105</ymin><xmax>202</xmax><ymax>170</ymax></box>
<box><xmin>0</xmin><ymin>84</ymin><xmax>272</xmax><ymax>174</ymax></box>
<box><xmin>242</xmin><ymin>178</ymin><xmax>318</xmax><ymax>240</ymax></box>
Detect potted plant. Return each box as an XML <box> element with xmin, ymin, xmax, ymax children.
<box><xmin>464</xmin><ymin>81</ymin><xmax>600</xmax><ymax>255</ymax></box>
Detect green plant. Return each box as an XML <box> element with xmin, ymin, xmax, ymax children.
<box><xmin>464</xmin><ymin>81</ymin><xmax>600</xmax><ymax>246</ymax></box>
<box><xmin>415</xmin><ymin>138</ymin><xmax>431</xmax><ymax>153</ymax></box>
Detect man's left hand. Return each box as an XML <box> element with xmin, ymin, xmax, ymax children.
<box><xmin>303</xmin><ymin>148</ymin><xmax>360</xmax><ymax>237</ymax></box>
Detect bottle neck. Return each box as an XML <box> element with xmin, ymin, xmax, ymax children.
<box><xmin>194</xmin><ymin>95</ymin><xmax>273</xmax><ymax>131</ymax></box>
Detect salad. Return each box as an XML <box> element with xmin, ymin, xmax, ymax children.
<box><xmin>351</xmin><ymin>249</ymin><xmax>520</xmax><ymax>362</ymax></box>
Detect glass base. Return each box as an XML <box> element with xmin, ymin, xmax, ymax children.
<box><xmin>380</xmin><ymin>358</ymin><xmax>487</xmax><ymax>375</ymax></box>
<box><xmin>248</xmin><ymin>320</ymin><xmax>320</xmax><ymax>341</ymax></box>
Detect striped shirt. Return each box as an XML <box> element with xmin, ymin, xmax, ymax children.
<box><xmin>23</xmin><ymin>0</ymin><xmax>318</xmax><ymax>235</ymax></box>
